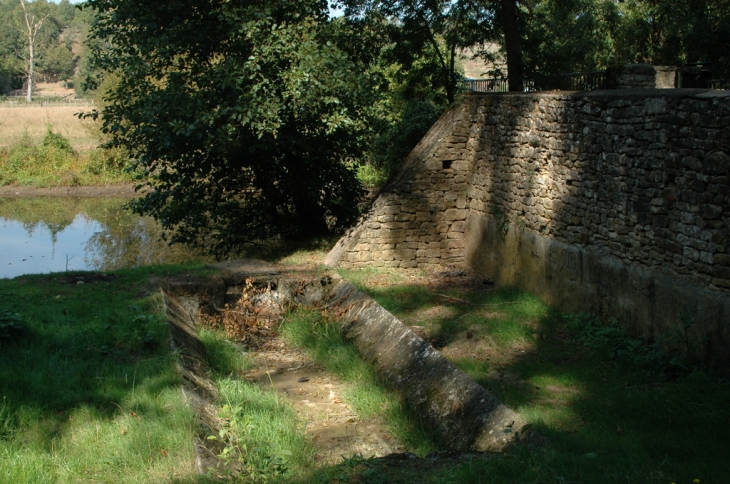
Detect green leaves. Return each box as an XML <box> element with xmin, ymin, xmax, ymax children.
<box><xmin>85</xmin><ymin>0</ymin><xmax>375</xmax><ymax>255</ymax></box>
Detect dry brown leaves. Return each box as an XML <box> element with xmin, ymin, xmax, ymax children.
<box><xmin>198</xmin><ymin>278</ymin><xmax>281</xmax><ymax>346</ymax></box>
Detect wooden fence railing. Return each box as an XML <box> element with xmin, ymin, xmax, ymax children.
<box><xmin>0</xmin><ymin>98</ymin><xmax>94</xmax><ymax>108</ymax></box>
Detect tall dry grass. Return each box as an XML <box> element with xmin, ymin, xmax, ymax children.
<box><xmin>0</xmin><ymin>105</ymin><xmax>98</xmax><ymax>152</ymax></box>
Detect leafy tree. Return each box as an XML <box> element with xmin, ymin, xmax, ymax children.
<box><xmin>84</xmin><ymin>0</ymin><xmax>378</xmax><ymax>255</ymax></box>
<box><xmin>71</xmin><ymin>4</ymin><xmax>104</xmax><ymax>97</ymax></box>
<box><xmin>620</xmin><ymin>0</ymin><xmax>730</xmax><ymax>78</ymax></box>
<box><xmin>341</xmin><ymin>0</ymin><xmax>501</xmax><ymax>100</ymax></box>
<box><xmin>321</xmin><ymin>11</ymin><xmax>453</xmax><ymax>187</ymax></box>
<box><xmin>521</xmin><ymin>0</ymin><xmax>730</xmax><ymax>81</ymax></box>
<box><xmin>37</xmin><ymin>43</ymin><xmax>73</xmax><ymax>83</ymax></box>
<box><xmin>0</xmin><ymin>0</ymin><xmax>86</xmax><ymax>96</ymax></box>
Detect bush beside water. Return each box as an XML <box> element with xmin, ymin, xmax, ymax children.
<box><xmin>0</xmin><ymin>127</ymin><xmax>133</xmax><ymax>187</ymax></box>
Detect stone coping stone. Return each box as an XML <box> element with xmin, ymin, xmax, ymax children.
<box><xmin>462</xmin><ymin>88</ymin><xmax>729</xmax><ymax>99</ymax></box>
<box><xmin>327</xmin><ymin>280</ymin><xmax>530</xmax><ymax>451</ymax></box>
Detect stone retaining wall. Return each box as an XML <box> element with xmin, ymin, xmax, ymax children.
<box><xmin>327</xmin><ymin>89</ymin><xmax>730</xmax><ymax>368</ymax></box>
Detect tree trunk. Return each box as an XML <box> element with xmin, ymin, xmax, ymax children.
<box><xmin>25</xmin><ymin>40</ymin><xmax>33</xmax><ymax>103</ymax></box>
<box><xmin>501</xmin><ymin>0</ymin><xmax>523</xmax><ymax>92</ymax></box>
<box><xmin>20</xmin><ymin>0</ymin><xmax>46</xmax><ymax>103</ymax></box>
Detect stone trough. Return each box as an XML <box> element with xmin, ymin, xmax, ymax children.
<box><xmin>160</xmin><ymin>260</ymin><xmax>535</xmax><ymax>470</ymax></box>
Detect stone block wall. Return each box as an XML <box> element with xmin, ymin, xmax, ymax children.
<box><xmin>326</xmin><ymin>89</ymin><xmax>730</xmax><ymax>368</ymax></box>
<box><xmin>466</xmin><ymin>90</ymin><xmax>730</xmax><ymax>291</ymax></box>
<box><xmin>654</xmin><ymin>66</ymin><xmax>678</xmax><ymax>88</ymax></box>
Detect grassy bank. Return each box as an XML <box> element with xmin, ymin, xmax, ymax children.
<box><xmin>0</xmin><ymin>263</ymin><xmax>334</xmax><ymax>483</ymax></box>
<box><xmin>0</xmin><ymin>128</ymin><xmax>132</xmax><ymax>187</ymax></box>
<box><xmin>0</xmin><ymin>264</ymin><xmax>212</xmax><ymax>483</ymax></box>
<box><xmin>2</xmin><ymin>254</ymin><xmax>729</xmax><ymax>483</ymax></box>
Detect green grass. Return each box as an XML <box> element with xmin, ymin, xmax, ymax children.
<box><xmin>279</xmin><ymin>307</ymin><xmax>438</xmax><ymax>456</ymax></box>
<box><xmin>198</xmin><ymin>327</ymin><xmax>317</xmax><ymax>482</ymax></box>
<box><xmin>199</xmin><ymin>328</ymin><xmax>255</xmax><ymax>379</ymax></box>
<box><xmin>213</xmin><ymin>378</ymin><xmax>315</xmax><ymax>482</ymax></box>
<box><xmin>3</xmin><ymin>253</ymin><xmax>729</xmax><ymax>484</ymax></box>
<box><xmin>0</xmin><ymin>264</ymin><xmax>213</xmax><ymax>483</ymax></box>
<box><xmin>340</xmin><ymin>269</ymin><xmax>548</xmax><ymax>349</ymax></box>
<box><xmin>317</xmin><ymin>273</ymin><xmax>730</xmax><ymax>484</ymax></box>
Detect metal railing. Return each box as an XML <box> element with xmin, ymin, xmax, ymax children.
<box><xmin>462</xmin><ymin>70</ymin><xmax>608</xmax><ymax>93</ymax></box>
<box><xmin>556</xmin><ymin>71</ymin><xmax>607</xmax><ymax>91</ymax></box>
<box><xmin>460</xmin><ymin>78</ymin><xmax>509</xmax><ymax>92</ymax></box>
<box><xmin>709</xmin><ymin>79</ymin><xmax>730</xmax><ymax>90</ymax></box>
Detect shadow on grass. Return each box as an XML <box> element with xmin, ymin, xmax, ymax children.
<box><xmin>334</xmin><ymin>275</ymin><xmax>730</xmax><ymax>484</ymax></box>
<box><xmin>0</xmin><ymin>264</ymin><xmax>212</xmax><ymax>483</ymax></box>
<box><xmin>228</xmin><ymin>235</ymin><xmax>341</xmax><ymax>266</ymax></box>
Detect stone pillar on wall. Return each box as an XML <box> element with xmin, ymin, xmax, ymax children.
<box><xmin>654</xmin><ymin>66</ymin><xmax>678</xmax><ymax>88</ymax></box>
<box><xmin>606</xmin><ymin>64</ymin><xmax>658</xmax><ymax>89</ymax></box>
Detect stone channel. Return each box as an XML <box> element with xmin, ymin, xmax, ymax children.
<box><xmin>159</xmin><ymin>260</ymin><xmax>535</xmax><ymax>474</ymax></box>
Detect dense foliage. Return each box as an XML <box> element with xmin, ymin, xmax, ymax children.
<box><xmin>85</xmin><ymin>0</ymin><xmax>378</xmax><ymax>255</ymax></box>
<box><xmin>521</xmin><ymin>0</ymin><xmax>730</xmax><ymax>80</ymax></box>
<box><xmin>341</xmin><ymin>0</ymin><xmax>730</xmax><ymax>92</ymax></box>
<box><xmin>0</xmin><ymin>129</ymin><xmax>132</xmax><ymax>187</ymax></box>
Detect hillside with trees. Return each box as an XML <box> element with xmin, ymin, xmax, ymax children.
<box><xmin>0</xmin><ymin>0</ymin><xmax>97</xmax><ymax>99</ymax></box>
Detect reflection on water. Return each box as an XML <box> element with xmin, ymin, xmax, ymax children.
<box><xmin>0</xmin><ymin>196</ymin><xmax>212</xmax><ymax>278</ymax></box>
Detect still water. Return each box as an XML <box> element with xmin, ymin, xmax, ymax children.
<box><xmin>0</xmin><ymin>196</ymin><xmax>212</xmax><ymax>279</ymax></box>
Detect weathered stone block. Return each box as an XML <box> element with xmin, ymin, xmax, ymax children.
<box><xmin>444</xmin><ymin>209</ymin><xmax>467</xmax><ymax>221</ymax></box>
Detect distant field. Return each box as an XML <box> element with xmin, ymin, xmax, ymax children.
<box><xmin>0</xmin><ymin>105</ymin><xmax>99</xmax><ymax>152</ymax></box>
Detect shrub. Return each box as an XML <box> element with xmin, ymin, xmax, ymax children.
<box><xmin>83</xmin><ymin>146</ymin><xmax>130</xmax><ymax>176</ymax></box>
<box><xmin>564</xmin><ymin>313</ymin><xmax>688</xmax><ymax>376</ymax></box>
<box><xmin>42</xmin><ymin>126</ymin><xmax>74</xmax><ymax>154</ymax></box>
<box><xmin>361</xmin><ymin>99</ymin><xmax>443</xmax><ymax>189</ymax></box>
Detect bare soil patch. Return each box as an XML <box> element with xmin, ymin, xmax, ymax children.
<box><xmin>243</xmin><ymin>335</ymin><xmax>407</xmax><ymax>465</ymax></box>
<box><xmin>0</xmin><ymin>184</ymin><xmax>141</xmax><ymax>197</ymax></box>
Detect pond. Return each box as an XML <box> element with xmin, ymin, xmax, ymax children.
<box><xmin>0</xmin><ymin>196</ymin><xmax>213</xmax><ymax>279</ymax></box>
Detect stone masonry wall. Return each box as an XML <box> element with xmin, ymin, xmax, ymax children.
<box><xmin>326</xmin><ymin>89</ymin><xmax>730</xmax><ymax>368</ymax></box>
<box><xmin>330</xmin><ymin>89</ymin><xmax>730</xmax><ymax>287</ymax></box>
<box><xmin>607</xmin><ymin>64</ymin><xmax>658</xmax><ymax>89</ymax></box>
<box><xmin>467</xmin><ymin>90</ymin><xmax>730</xmax><ymax>290</ymax></box>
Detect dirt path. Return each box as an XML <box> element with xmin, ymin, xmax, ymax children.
<box><xmin>242</xmin><ymin>334</ymin><xmax>407</xmax><ymax>464</ymax></box>
<box><xmin>0</xmin><ymin>184</ymin><xmax>141</xmax><ymax>197</ymax></box>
